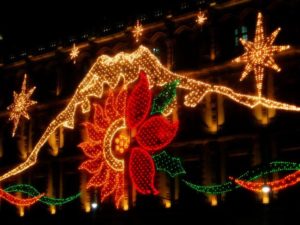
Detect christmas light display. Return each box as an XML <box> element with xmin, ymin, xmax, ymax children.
<box><xmin>196</xmin><ymin>11</ymin><xmax>207</xmax><ymax>26</ymax></box>
<box><xmin>183</xmin><ymin>161</ymin><xmax>300</xmax><ymax>194</ymax></box>
<box><xmin>70</xmin><ymin>43</ymin><xmax>80</xmax><ymax>64</ymax></box>
<box><xmin>5</xmin><ymin>184</ymin><xmax>80</xmax><ymax>205</ymax></box>
<box><xmin>7</xmin><ymin>74</ymin><xmax>37</xmax><ymax>137</ymax></box>
<box><xmin>79</xmin><ymin>89</ymin><xmax>126</xmax><ymax>208</ymax></box>
<box><xmin>1</xmin><ymin>42</ymin><xmax>300</xmax><ymax>183</ymax></box>
<box><xmin>129</xmin><ymin>147</ymin><xmax>158</xmax><ymax>195</ymax></box>
<box><xmin>126</xmin><ymin>71</ymin><xmax>152</xmax><ymax>129</ymax></box>
<box><xmin>80</xmin><ymin>71</ymin><xmax>178</xmax><ymax>207</ymax></box>
<box><xmin>126</xmin><ymin>72</ymin><xmax>178</xmax><ymax>195</ymax></box>
<box><xmin>153</xmin><ymin>151</ymin><xmax>186</xmax><ymax>177</ymax></box>
<box><xmin>232</xmin><ymin>171</ymin><xmax>300</xmax><ymax>193</ymax></box>
<box><xmin>151</xmin><ymin>80</ymin><xmax>179</xmax><ymax>115</ymax></box>
<box><xmin>0</xmin><ymin>188</ymin><xmax>43</xmax><ymax>206</ymax></box>
<box><xmin>132</xmin><ymin>20</ymin><xmax>143</xmax><ymax>43</ymax></box>
<box><xmin>233</xmin><ymin>12</ymin><xmax>290</xmax><ymax>97</ymax></box>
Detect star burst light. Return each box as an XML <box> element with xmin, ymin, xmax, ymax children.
<box><xmin>233</xmin><ymin>12</ymin><xmax>290</xmax><ymax>97</ymax></box>
<box><xmin>70</xmin><ymin>43</ymin><xmax>80</xmax><ymax>64</ymax></box>
<box><xmin>7</xmin><ymin>74</ymin><xmax>37</xmax><ymax>137</ymax></box>
<box><xmin>132</xmin><ymin>20</ymin><xmax>143</xmax><ymax>43</ymax></box>
<box><xmin>196</xmin><ymin>11</ymin><xmax>207</xmax><ymax>26</ymax></box>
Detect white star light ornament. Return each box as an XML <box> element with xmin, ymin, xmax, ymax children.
<box><xmin>70</xmin><ymin>43</ymin><xmax>80</xmax><ymax>64</ymax></box>
<box><xmin>7</xmin><ymin>74</ymin><xmax>37</xmax><ymax>137</ymax></box>
<box><xmin>233</xmin><ymin>12</ymin><xmax>290</xmax><ymax>97</ymax></box>
<box><xmin>196</xmin><ymin>11</ymin><xmax>207</xmax><ymax>26</ymax></box>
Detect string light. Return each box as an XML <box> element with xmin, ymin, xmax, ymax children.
<box><xmin>7</xmin><ymin>74</ymin><xmax>37</xmax><ymax>137</ymax></box>
<box><xmin>5</xmin><ymin>184</ymin><xmax>80</xmax><ymax>205</ymax></box>
<box><xmin>151</xmin><ymin>80</ymin><xmax>179</xmax><ymax>115</ymax></box>
<box><xmin>196</xmin><ymin>10</ymin><xmax>207</xmax><ymax>26</ymax></box>
<box><xmin>132</xmin><ymin>20</ymin><xmax>143</xmax><ymax>43</ymax></box>
<box><xmin>0</xmin><ymin>188</ymin><xmax>43</xmax><ymax>206</ymax></box>
<box><xmin>153</xmin><ymin>151</ymin><xmax>186</xmax><ymax>178</ymax></box>
<box><xmin>183</xmin><ymin>161</ymin><xmax>300</xmax><ymax>194</ymax></box>
<box><xmin>233</xmin><ymin>12</ymin><xmax>290</xmax><ymax>97</ymax></box>
<box><xmin>70</xmin><ymin>43</ymin><xmax>80</xmax><ymax>64</ymax></box>
<box><xmin>2</xmin><ymin>45</ymin><xmax>300</xmax><ymax>183</ymax></box>
<box><xmin>232</xmin><ymin>171</ymin><xmax>300</xmax><ymax>193</ymax></box>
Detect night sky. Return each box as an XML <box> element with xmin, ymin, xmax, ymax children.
<box><xmin>0</xmin><ymin>0</ymin><xmax>182</xmax><ymax>55</ymax></box>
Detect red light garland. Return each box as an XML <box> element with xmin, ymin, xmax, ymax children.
<box><xmin>0</xmin><ymin>188</ymin><xmax>44</xmax><ymax>206</ymax></box>
<box><xmin>232</xmin><ymin>171</ymin><xmax>300</xmax><ymax>192</ymax></box>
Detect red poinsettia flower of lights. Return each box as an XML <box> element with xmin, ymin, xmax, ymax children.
<box><xmin>78</xmin><ymin>71</ymin><xmax>178</xmax><ymax>208</ymax></box>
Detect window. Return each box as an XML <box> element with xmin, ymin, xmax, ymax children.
<box><xmin>152</xmin><ymin>47</ymin><xmax>160</xmax><ymax>56</ymax></box>
<box><xmin>117</xmin><ymin>23</ymin><xmax>124</xmax><ymax>29</ymax></box>
<box><xmin>180</xmin><ymin>2</ymin><xmax>189</xmax><ymax>9</ymax></box>
<box><xmin>139</xmin><ymin>14</ymin><xmax>147</xmax><ymax>22</ymax></box>
<box><xmin>154</xmin><ymin>9</ymin><xmax>163</xmax><ymax>17</ymax></box>
<box><xmin>103</xmin><ymin>26</ymin><xmax>111</xmax><ymax>33</ymax></box>
<box><xmin>234</xmin><ymin>26</ymin><xmax>248</xmax><ymax>47</ymax></box>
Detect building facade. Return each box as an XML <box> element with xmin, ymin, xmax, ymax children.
<box><xmin>0</xmin><ymin>0</ymin><xmax>300</xmax><ymax>224</ymax></box>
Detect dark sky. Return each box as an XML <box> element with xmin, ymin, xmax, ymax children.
<box><xmin>0</xmin><ymin>0</ymin><xmax>179</xmax><ymax>54</ymax></box>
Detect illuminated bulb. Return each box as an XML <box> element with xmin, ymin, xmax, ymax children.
<box><xmin>50</xmin><ymin>205</ymin><xmax>56</xmax><ymax>215</ymax></box>
<box><xmin>164</xmin><ymin>200</ymin><xmax>171</xmax><ymax>208</ymax></box>
<box><xmin>19</xmin><ymin>207</ymin><xmax>25</xmax><ymax>217</ymax></box>
<box><xmin>91</xmin><ymin>202</ymin><xmax>98</xmax><ymax>209</ymax></box>
<box><xmin>85</xmin><ymin>204</ymin><xmax>91</xmax><ymax>213</ymax></box>
<box><xmin>262</xmin><ymin>185</ymin><xmax>271</xmax><ymax>193</ymax></box>
<box><xmin>123</xmin><ymin>201</ymin><xmax>129</xmax><ymax>211</ymax></box>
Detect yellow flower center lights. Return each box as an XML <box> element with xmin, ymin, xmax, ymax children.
<box><xmin>0</xmin><ymin>39</ymin><xmax>299</xmax><ymax>182</ymax></box>
<box><xmin>115</xmin><ymin>133</ymin><xmax>130</xmax><ymax>154</ymax></box>
<box><xmin>103</xmin><ymin>118</ymin><xmax>126</xmax><ymax>171</ymax></box>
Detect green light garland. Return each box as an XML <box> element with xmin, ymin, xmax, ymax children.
<box><xmin>151</xmin><ymin>80</ymin><xmax>179</xmax><ymax>115</ymax></box>
<box><xmin>3</xmin><ymin>162</ymin><xmax>300</xmax><ymax>205</ymax></box>
<box><xmin>182</xmin><ymin>161</ymin><xmax>300</xmax><ymax>194</ymax></box>
<box><xmin>5</xmin><ymin>184</ymin><xmax>80</xmax><ymax>205</ymax></box>
<box><xmin>153</xmin><ymin>151</ymin><xmax>186</xmax><ymax>177</ymax></box>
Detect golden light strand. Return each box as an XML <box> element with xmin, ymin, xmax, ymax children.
<box><xmin>0</xmin><ymin>43</ymin><xmax>299</xmax><ymax>182</ymax></box>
